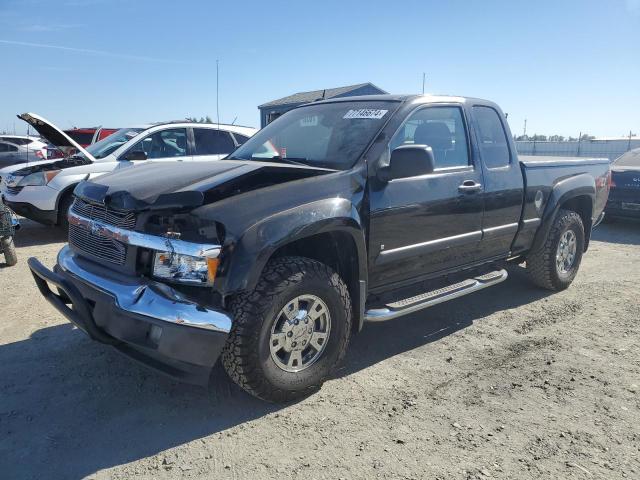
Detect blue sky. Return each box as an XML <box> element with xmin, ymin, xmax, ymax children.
<box><xmin>0</xmin><ymin>0</ymin><xmax>638</xmax><ymax>138</ymax></box>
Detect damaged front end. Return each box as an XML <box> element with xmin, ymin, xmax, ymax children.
<box><xmin>27</xmin><ymin>158</ymin><xmax>335</xmax><ymax>382</ymax></box>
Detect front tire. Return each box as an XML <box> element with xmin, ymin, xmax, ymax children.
<box><xmin>526</xmin><ymin>209</ymin><xmax>585</xmax><ymax>291</ymax></box>
<box><xmin>222</xmin><ymin>256</ymin><xmax>352</xmax><ymax>402</ymax></box>
<box><xmin>58</xmin><ymin>192</ymin><xmax>75</xmax><ymax>231</ymax></box>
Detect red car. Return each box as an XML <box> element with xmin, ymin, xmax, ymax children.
<box><xmin>47</xmin><ymin>126</ymin><xmax>120</xmax><ymax>158</ymax></box>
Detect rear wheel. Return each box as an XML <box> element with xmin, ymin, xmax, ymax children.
<box><xmin>1</xmin><ymin>237</ymin><xmax>17</xmax><ymax>266</ymax></box>
<box><xmin>222</xmin><ymin>256</ymin><xmax>352</xmax><ymax>402</ymax></box>
<box><xmin>526</xmin><ymin>209</ymin><xmax>584</xmax><ymax>291</ymax></box>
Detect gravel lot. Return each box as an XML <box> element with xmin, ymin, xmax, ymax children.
<box><xmin>1</xmin><ymin>218</ymin><xmax>639</xmax><ymax>480</ymax></box>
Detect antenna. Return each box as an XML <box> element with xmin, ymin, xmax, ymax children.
<box><xmin>216</xmin><ymin>59</ymin><xmax>220</xmax><ymax>128</ymax></box>
<box><xmin>231</xmin><ymin>116</ymin><xmax>237</xmax><ymax>125</ymax></box>
<box><xmin>422</xmin><ymin>73</ymin><xmax>426</xmax><ymax>94</ymax></box>
<box><xmin>321</xmin><ymin>89</ymin><xmax>326</xmax><ymax>99</ymax></box>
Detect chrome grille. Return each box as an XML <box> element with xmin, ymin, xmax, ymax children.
<box><xmin>71</xmin><ymin>197</ymin><xmax>136</xmax><ymax>229</ymax></box>
<box><xmin>69</xmin><ymin>223</ymin><xmax>127</xmax><ymax>265</ymax></box>
<box><xmin>68</xmin><ymin>198</ymin><xmax>135</xmax><ymax>266</ymax></box>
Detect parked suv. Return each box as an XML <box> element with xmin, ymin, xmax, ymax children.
<box><xmin>0</xmin><ymin>113</ymin><xmax>256</xmax><ymax>227</ymax></box>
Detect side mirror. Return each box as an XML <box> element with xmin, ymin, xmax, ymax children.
<box><xmin>122</xmin><ymin>150</ymin><xmax>147</xmax><ymax>161</ymax></box>
<box><xmin>378</xmin><ymin>145</ymin><xmax>435</xmax><ymax>181</ymax></box>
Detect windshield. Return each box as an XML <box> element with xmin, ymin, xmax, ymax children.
<box><xmin>613</xmin><ymin>148</ymin><xmax>640</xmax><ymax>168</ymax></box>
<box><xmin>84</xmin><ymin>128</ymin><xmax>145</xmax><ymax>159</ymax></box>
<box><xmin>229</xmin><ymin>101</ymin><xmax>396</xmax><ymax>170</ymax></box>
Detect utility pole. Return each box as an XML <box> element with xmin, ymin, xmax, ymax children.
<box><xmin>216</xmin><ymin>59</ymin><xmax>220</xmax><ymax>128</ymax></box>
<box><xmin>422</xmin><ymin>73</ymin><xmax>426</xmax><ymax>94</ymax></box>
<box><xmin>523</xmin><ymin>118</ymin><xmax>527</xmax><ymax>138</ymax></box>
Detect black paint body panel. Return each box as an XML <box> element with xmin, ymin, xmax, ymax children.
<box><xmin>68</xmin><ymin>95</ymin><xmax>610</xmax><ymax>317</ymax></box>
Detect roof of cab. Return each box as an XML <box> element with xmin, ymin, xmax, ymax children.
<box><xmin>306</xmin><ymin>93</ymin><xmax>495</xmax><ymax>107</ymax></box>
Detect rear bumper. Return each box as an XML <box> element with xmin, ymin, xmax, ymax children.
<box><xmin>28</xmin><ymin>246</ymin><xmax>233</xmax><ymax>385</ymax></box>
<box><xmin>6</xmin><ymin>201</ymin><xmax>57</xmax><ymax>225</ymax></box>
<box><xmin>605</xmin><ymin>200</ymin><xmax>640</xmax><ymax>219</ymax></box>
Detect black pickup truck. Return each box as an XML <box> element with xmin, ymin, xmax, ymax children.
<box><xmin>28</xmin><ymin>95</ymin><xmax>610</xmax><ymax>402</ymax></box>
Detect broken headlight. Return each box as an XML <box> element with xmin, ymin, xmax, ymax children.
<box><xmin>152</xmin><ymin>251</ymin><xmax>218</xmax><ymax>285</ymax></box>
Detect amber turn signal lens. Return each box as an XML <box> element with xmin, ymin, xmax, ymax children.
<box><xmin>207</xmin><ymin>258</ymin><xmax>219</xmax><ymax>283</ymax></box>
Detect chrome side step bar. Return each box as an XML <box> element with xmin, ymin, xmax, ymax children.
<box><xmin>364</xmin><ymin>269</ymin><xmax>508</xmax><ymax>322</ymax></box>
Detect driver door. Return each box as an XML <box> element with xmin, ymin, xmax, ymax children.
<box><xmin>368</xmin><ymin>105</ymin><xmax>485</xmax><ymax>290</ymax></box>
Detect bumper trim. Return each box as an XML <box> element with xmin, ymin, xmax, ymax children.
<box><xmin>55</xmin><ymin>245</ymin><xmax>232</xmax><ymax>332</ymax></box>
<box><xmin>6</xmin><ymin>201</ymin><xmax>57</xmax><ymax>225</ymax></box>
<box><xmin>28</xmin><ymin>256</ymin><xmax>118</xmax><ymax>344</ymax></box>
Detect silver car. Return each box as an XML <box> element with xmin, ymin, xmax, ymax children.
<box><xmin>0</xmin><ymin>141</ymin><xmax>42</xmax><ymax>169</ymax></box>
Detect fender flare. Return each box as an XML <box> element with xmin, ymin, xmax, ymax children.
<box><xmin>530</xmin><ymin>173</ymin><xmax>596</xmax><ymax>253</ymax></box>
<box><xmin>219</xmin><ymin>198</ymin><xmax>367</xmax><ymax>321</ymax></box>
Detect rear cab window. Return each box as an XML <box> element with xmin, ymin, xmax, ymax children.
<box><xmin>473</xmin><ymin>106</ymin><xmax>511</xmax><ymax>168</ymax></box>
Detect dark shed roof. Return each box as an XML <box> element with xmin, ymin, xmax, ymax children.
<box><xmin>258</xmin><ymin>83</ymin><xmax>387</xmax><ymax>108</ymax></box>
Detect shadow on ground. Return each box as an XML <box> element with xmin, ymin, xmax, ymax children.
<box><xmin>12</xmin><ymin>217</ymin><xmax>67</xmax><ymax>248</ymax></box>
<box><xmin>592</xmin><ymin>218</ymin><xmax>640</xmax><ymax>246</ymax></box>
<box><xmin>0</xmin><ymin>266</ymin><xmax>551</xmax><ymax>479</ymax></box>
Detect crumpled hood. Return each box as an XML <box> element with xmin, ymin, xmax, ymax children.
<box><xmin>73</xmin><ymin>160</ymin><xmax>333</xmax><ymax>211</ymax></box>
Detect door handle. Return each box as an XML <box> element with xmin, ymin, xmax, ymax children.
<box><xmin>458</xmin><ymin>180</ymin><xmax>482</xmax><ymax>193</ymax></box>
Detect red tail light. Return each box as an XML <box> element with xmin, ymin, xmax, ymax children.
<box><xmin>35</xmin><ymin>150</ymin><xmax>44</xmax><ymax>159</ymax></box>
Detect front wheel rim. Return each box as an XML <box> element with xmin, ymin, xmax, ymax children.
<box><xmin>556</xmin><ymin>230</ymin><xmax>577</xmax><ymax>274</ymax></box>
<box><xmin>269</xmin><ymin>294</ymin><xmax>331</xmax><ymax>373</ymax></box>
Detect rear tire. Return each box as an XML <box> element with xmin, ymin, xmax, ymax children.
<box><xmin>1</xmin><ymin>237</ymin><xmax>17</xmax><ymax>266</ymax></box>
<box><xmin>526</xmin><ymin>209</ymin><xmax>584</xmax><ymax>291</ymax></box>
<box><xmin>222</xmin><ymin>256</ymin><xmax>352</xmax><ymax>402</ymax></box>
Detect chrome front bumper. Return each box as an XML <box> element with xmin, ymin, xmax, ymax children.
<box><xmin>56</xmin><ymin>245</ymin><xmax>232</xmax><ymax>332</ymax></box>
<box><xmin>28</xmin><ymin>246</ymin><xmax>233</xmax><ymax>384</ymax></box>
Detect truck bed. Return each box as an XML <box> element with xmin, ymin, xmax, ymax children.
<box><xmin>511</xmin><ymin>155</ymin><xmax>611</xmax><ymax>255</ymax></box>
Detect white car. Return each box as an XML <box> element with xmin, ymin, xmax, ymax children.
<box><xmin>0</xmin><ymin>135</ymin><xmax>48</xmax><ymax>159</ymax></box>
<box><xmin>0</xmin><ymin>113</ymin><xmax>256</xmax><ymax>227</ymax></box>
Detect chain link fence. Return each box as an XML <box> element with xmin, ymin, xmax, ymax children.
<box><xmin>515</xmin><ymin>138</ymin><xmax>640</xmax><ymax>161</ymax></box>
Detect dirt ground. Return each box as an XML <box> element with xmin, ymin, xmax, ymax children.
<box><xmin>1</xmin><ymin>218</ymin><xmax>638</xmax><ymax>480</ymax></box>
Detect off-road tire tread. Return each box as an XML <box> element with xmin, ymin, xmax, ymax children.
<box><xmin>222</xmin><ymin>256</ymin><xmax>352</xmax><ymax>402</ymax></box>
<box><xmin>526</xmin><ymin>209</ymin><xmax>584</xmax><ymax>291</ymax></box>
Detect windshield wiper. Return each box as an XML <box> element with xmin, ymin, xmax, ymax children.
<box><xmin>252</xmin><ymin>155</ymin><xmax>309</xmax><ymax>166</ymax></box>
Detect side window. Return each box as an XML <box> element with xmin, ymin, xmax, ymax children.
<box><xmin>127</xmin><ymin>128</ymin><xmax>188</xmax><ymax>159</ymax></box>
<box><xmin>232</xmin><ymin>133</ymin><xmax>250</xmax><ymax>146</ymax></box>
<box><xmin>0</xmin><ymin>143</ymin><xmax>18</xmax><ymax>152</ymax></box>
<box><xmin>194</xmin><ymin>129</ymin><xmax>235</xmax><ymax>155</ymax></box>
<box><xmin>389</xmin><ymin>106</ymin><xmax>469</xmax><ymax>169</ymax></box>
<box><xmin>473</xmin><ymin>106</ymin><xmax>510</xmax><ymax>168</ymax></box>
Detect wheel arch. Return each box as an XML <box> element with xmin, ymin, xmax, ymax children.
<box><xmin>531</xmin><ymin>174</ymin><xmax>595</xmax><ymax>254</ymax></box>
<box><xmin>54</xmin><ymin>183</ymin><xmax>79</xmax><ymax>225</ymax></box>
<box><xmin>220</xmin><ymin>198</ymin><xmax>368</xmax><ymax>332</ymax></box>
